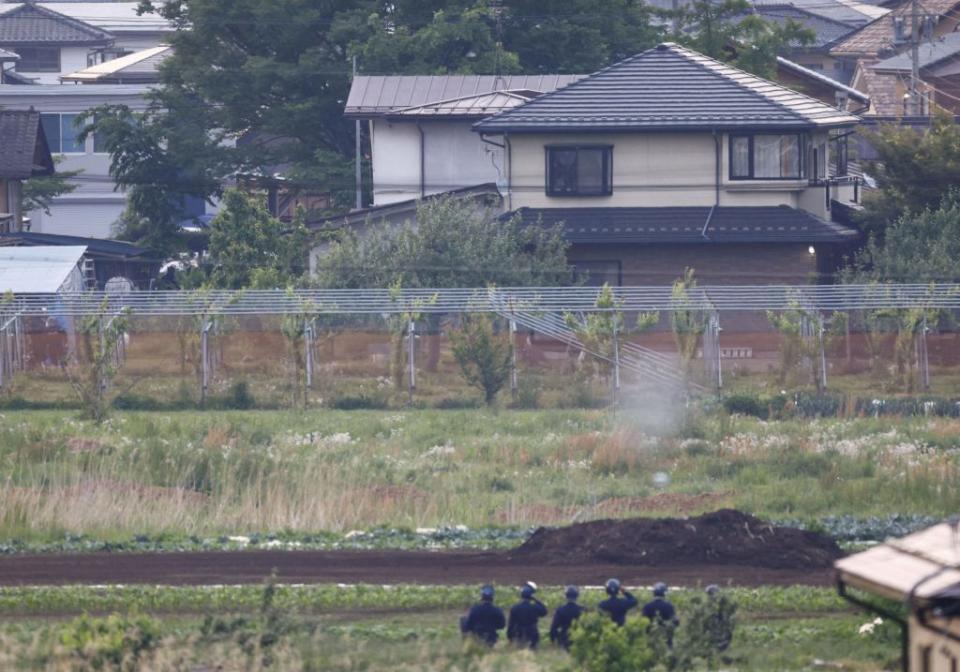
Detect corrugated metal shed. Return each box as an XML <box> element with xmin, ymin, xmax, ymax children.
<box><xmin>0</xmin><ymin>245</ymin><xmax>85</xmax><ymax>293</ymax></box>
<box><xmin>345</xmin><ymin>74</ymin><xmax>585</xmax><ymax>117</ymax></box>
<box><xmin>474</xmin><ymin>43</ymin><xmax>861</xmax><ymax>133</ymax></box>
<box><xmin>836</xmin><ymin>521</ymin><xmax>960</xmax><ymax>602</ymax></box>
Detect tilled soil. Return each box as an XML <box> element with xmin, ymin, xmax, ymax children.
<box><xmin>0</xmin><ymin>549</ymin><xmax>832</xmax><ymax>587</ymax></box>
<box><xmin>511</xmin><ymin>509</ymin><xmax>843</xmax><ymax>569</ymax></box>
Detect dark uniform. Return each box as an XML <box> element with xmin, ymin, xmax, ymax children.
<box><xmin>642</xmin><ymin>596</ymin><xmax>678</xmax><ymax>625</ymax></box>
<box><xmin>598</xmin><ymin>590</ymin><xmax>638</xmax><ymax>626</ymax></box>
<box><xmin>462</xmin><ymin>601</ymin><xmax>506</xmax><ymax>645</ymax></box>
<box><xmin>549</xmin><ymin>601</ymin><xmax>584</xmax><ymax>649</ymax></box>
<box><xmin>507</xmin><ymin>597</ymin><xmax>548</xmax><ymax>649</ymax></box>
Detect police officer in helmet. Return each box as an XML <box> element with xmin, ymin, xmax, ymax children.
<box><xmin>549</xmin><ymin>585</ymin><xmax>585</xmax><ymax>650</ymax></box>
<box><xmin>598</xmin><ymin>578</ymin><xmax>638</xmax><ymax>626</ymax></box>
<box><xmin>507</xmin><ymin>581</ymin><xmax>548</xmax><ymax>649</ymax></box>
<box><xmin>461</xmin><ymin>584</ymin><xmax>506</xmax><ymax>646</ymax></box>
<box><xmin>642</xmin><ymin>582</ymin><xmax>680</xmax><ymax>646</ymax></box>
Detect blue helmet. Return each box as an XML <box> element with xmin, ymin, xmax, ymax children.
<box><xmin>605</xmin><ymin>578</ymin><xmax>621</xmax><ymax>596</ymax></box>
<box><xmin>653</xmin><ymin>582</ymin><xmax>668</xmax><ymax>597</ymax></box>
<box><xmin>565</xmin><ymin>585</ymin><xmax>580</xmax><ymax>600</ymax></box>
<box><xmin>480</xmin><ymin>585</ymin><xmax>495</xmax><ymax>601</ymax></box>
<box><xmin>521</xmin><ymin>582</ymin><xmax>536</xmax><ymax>599</ymax></box>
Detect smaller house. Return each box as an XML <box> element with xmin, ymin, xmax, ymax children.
<box><xmin>0</xmin><ymin>231</ymin><xmax>158</xmax><ymax>289</ymax></box>
<box><xmin>836</xmin><ymin>519</ymin><xmax>960</xmax><ymax>672</ymax></box>
<box><xmin>750</xmin><ymin>4</ymin><xmax>861</xmax><ymax>80</ymax></box>
<box><xmin>0</xmin><ymin>108</ymin><xmax>54</xmax><ymax>233</ymax></box>
<box><xmin>865</xmin><ymin>32</ymin><xmax>960</xmax><ymax>114</ymax></box>
<box><xmin>0</xmin><ymin>1</ymin><xmax>114</xmax><ymax>84</ymax></box>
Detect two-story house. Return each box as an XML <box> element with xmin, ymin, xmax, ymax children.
<box><xmin>471</xmin><ymin>43</ymin><xmax>861</xmax><ymax>286</ymax></box>
<box><xmin>0</xmin><ymin>3</ymin><xmax>171</xmax><ymax>238</ymax></box>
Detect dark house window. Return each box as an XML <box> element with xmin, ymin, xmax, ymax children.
<box><xmin>41</xmin><ymin>113</ymin><xmax>85</xmax><ymax>153</ymax></box>
<box><xmin>15</xmin><ymin>46</ymin><xmax>61</xmax><ymax>72</ymax></box>
<box><xmin>730</xmin><ymin>134</ymin><xmax>804</xmax><ymax>180</ymax></box>
<box><xmin>546</xmin><ymin>145</ymin><xmax>612</xmax><ymax>196</ymax></box>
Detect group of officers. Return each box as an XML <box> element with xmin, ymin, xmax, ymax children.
<box><xmin>460</xmin><ymin>578</ymin><xmax>681</xmax><ymax>650</ymax></box>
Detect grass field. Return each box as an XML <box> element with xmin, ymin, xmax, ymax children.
<box><xmin>0</xmin><ymin>584</ymin><xmax>901</xmax><ymax>671</ymax></box>
<box><xmin>1</xmin><ymin>407</ymin><xmax>958</xmax><ymax>541</ymax></box>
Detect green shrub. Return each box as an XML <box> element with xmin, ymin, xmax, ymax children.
<box><xmin>59</xmin><ymin>613</ymin><xmax>160</xmax><ymax>670</ymax></box>
<box><xmin>569</xmin><ymin>613</ymin><xmax>656</xmax><ymax>672</ymax></box>
<box><xmin>723</xmin><ymin>393</ymin><xmax>766</xmax><ymax>418</ymax></box>
<box><xmin>226</xmin><ymin>381</ymin><xmax>255</xmax><ymax>410</ymax></box>
<box><xmin>329</xmin><ymin>394</ymin><xmax>389</xmax><ymax>410</ymax></box>
<box><xmin>509</xmin><ymin>378</ymin><xmax>541</xmax><ymax>410</ymax></box>
<box><xmin>434</xmin><ymin>397</ymin><xmax>483</xmax><ymax>410</ymax></box>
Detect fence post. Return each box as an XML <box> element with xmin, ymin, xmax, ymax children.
<box><xmin>200</xmin><ymin>318</ymin><xmax>210</xmax><ymax>405</ymax></box>
<box><xmin>712</xmin><ymin>312</ymin><xmax>723</xmax><ymax>391</ymax></box>
<box><xmin>407</xmin><ymin>320</ymin><xmax>416</xmax><ymax>402</ymax></box>
<box><xmin>611</xmin><ymin>319</ymin><xmax>621</xmax><ymax>407</ymax></box>
<box><xmin>305</xmin><ymin>319</ymin><xmax>314</xmax><ymax>390</ymax></box>
<box><xmin>918</xmin><ymin>314</ymin><xmax>931</xmax><ymax>391</ymax></box>
<box><xmin>510</xmin><ymin>319</ymin><xmax>518</xmax><ymax>400</ymax></box>
<box><xmin>818</xmin><ymin>314</ymin><xmax>828</xmax><ymax>391</ymax></box>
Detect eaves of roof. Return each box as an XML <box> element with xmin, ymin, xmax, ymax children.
<box><xmin>777</xmin><ymin>56</ymin><xmax>872</xmax><ymax>103</ymax></box>
<box><xmin>507</xmin><ymin>206</ymin><xmax>859</xmax><ymax>244</ymax></box>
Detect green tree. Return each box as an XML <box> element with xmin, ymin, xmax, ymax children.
<box><xmin>673</xmin><ymin>0</ymin><xmax>814</xmax><ymax>78</ymax></box>
<box><xmin>450</xmin><ymin>312</ymin><xmax>513</xmax><ymax>404</ymax></box>
<box><xmin>857</xmin><ymin>111</ymin><xmax>960</xmax><ymax>236</ymax></box>
<box><xmin>66</xmin><ymin>302</ymin><xmax>131</xmax><ymax>423</ymax></box>
<box><xmin>206</xmin><ymin>190</ymin><xmax>310</xmax><ymax>289</ymax></box>
<box><xmin>569</xmin><ymin>612</ymin><xmax>656</xmax><ymax>672</ymax></box>
<box><xmin>22</xmin><ymin>157</ymin><xmax>80</xmax><ymax>218</ymax></box>
<box><xmin>313</xmin><ymin>195</ymin><xmax>571</xmax><ymax>288</ymax></box>
<box><xmin>846</xmin><ymin>190</ymin><xmax>960</xmax><ymax>283</ymax></box>
<box><xmin>671</xmin><ymin>268</ymin><xmax>707</xmax><ymax>382</ymax></box>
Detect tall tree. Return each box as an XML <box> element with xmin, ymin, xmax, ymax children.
<box><xmin>857</xmin><ymin>111</ymin><xmax>960</xmax><ymax>236</ymax></box>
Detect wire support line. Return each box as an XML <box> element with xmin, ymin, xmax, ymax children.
<box><xmin>6</xmin><ymin>284</ymin><xmax>960</xmax><ymax>316</ymax></box>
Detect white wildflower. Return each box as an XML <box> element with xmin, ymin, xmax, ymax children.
<box><xmin>227</xmin><ymin>536</ymin><xmax>250</xmax><ymax>546</ymax></box>
<box><xmin>858</xmin><ymin>617</ymin><xmax>883</xmax><ymax>636</ymax></box>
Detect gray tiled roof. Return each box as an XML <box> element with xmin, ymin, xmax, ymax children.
<box><xmin>747</xmin><ymin>5</ymin><xmax>856</xmax><ymax>48</ymax></box>
<box><xmin>0</xmin><ymin>109</ymin><xmax>53</xmax><ymax>178</ymax></box>
<box><xmin>753</xmin><ymin>0</ymin><xmax>888</xmax><ymax>26</ymax></box>
<box><xmin>345</xmin><ymin>74</ymin><xmax>586</xmax><ymax>116</ymax></box>
<box><xmin>509</xmin><ymin>206</ymin><xmax>859</xmax><ymax>243</ymax></box>
<box><xmin>474</xmin><ymin>43</ymin><xmax>861</xmax><ymax>133</ymax></box>
<box><xmin>871</xmin><ymin>32</ymin><xmax>960</xmax><ymax>71</ymax></box>
<box><xmin>0</xmin><ymin>2</ymin><xmax>113</xmax><ymax>44</ymax></box>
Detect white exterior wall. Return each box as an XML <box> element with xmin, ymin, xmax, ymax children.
<box><xmin>20</xmin><ymin>46</ymin><xmax>90</xmax><ymax>84</ymax></box>
<box><xmin>506</xmin><ymin>131</ymin><xmax>831</xmax><ymax>212</ymax></box>
<box><xmin>0</xmin><ymin>85</ymin><xmax>151</xmax><ymax>238</ymax></box>
<box><xmin>422</xmin><ymin>121</ymin><xmax>504</xmax><ymax>196</ymax></box>
<box><xmin>370</xmin><ymin>119</ymin><xmax>505</xmax><ymax>205</ymax></box>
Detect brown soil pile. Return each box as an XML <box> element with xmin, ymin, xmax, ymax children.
<box><xmin>511</xmin><ymin>509</ymin><xmax>843</xmax><ymax>570</ymax></box>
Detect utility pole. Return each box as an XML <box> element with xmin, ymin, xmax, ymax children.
<box><xmin>353</xmin><ymin>55</ymin><xmax>362</xmax><ymax>210</ymax></box>
<box><xmin>910</xmin><ymin>0</ymin><xmax>921</xmax><ymax>115</ymax></box>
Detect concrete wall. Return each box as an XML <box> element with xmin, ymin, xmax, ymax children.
<box><xmin>370</xmin><ymin>119</ymin><xmax>505</xmax><ymax>205</ymax></box>
<box><xmin>506</xmin><ymin>131</ymin><xmax>831</xmax><ymax>212</ymax></box>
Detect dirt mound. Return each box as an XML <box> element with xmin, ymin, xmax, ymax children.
<box><xmin>511</xmin><ymin>509</ymin><xmax>842</xmax><ymax>570</ymax></box>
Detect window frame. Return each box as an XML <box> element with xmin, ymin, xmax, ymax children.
<box><xmin>544</xmin><ymin>144</ymin><xmax>614</xmax><ymax>197</ymax></box>
<box><xmin>40</xmin><ymin>113</ymin><xmax>87</xmax><ymax>154</ymax></box>
<box><xmin>728</xmin><ymin>133</ymin><xmax>806</xmax><ymax>181</ymax></box>
<box><xmin>14</xmin><ymin>46</ymin><xmax>61</xmax><ymax>73</ymax></box>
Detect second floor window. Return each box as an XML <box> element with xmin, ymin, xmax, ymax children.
<box><xmin>41</xmin><ymin>114</ymin><xmax>85</xmax><ymax>153</ymax></box>
<box><xmin>15</xmin><ymin>46</ymin><xmax>60</xmax><ymax>72</ymax></box>
<box><xmin>546</xmin><ymin>145</ymin><xmax>613</xmax><ymax>196</ymax></box>
<box><xmin>730</xmin><ymin>134</ymin><xmax>804</xmax><ymax>180</ymax></box>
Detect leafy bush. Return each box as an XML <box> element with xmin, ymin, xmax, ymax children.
<box><xmin>434</xmin><ymin>397</ymin><xmax>483</xmax><ymax>410</ymax></box>
<box><xmin>449</xmin><ymin>313</ymin><xmax>513</xmax><ymax>405</ymax></box>
<box><xmin>723</xmin><ymin>393</ymin><xmax>766</xmax><ymax>418</ymax></box>
<box><xmin>226</xmin><ymin>380</ymin><xmax>255</xmax><ymax>410</ymax></box>
<box><xmin>509</xmin><ymin>378</ymin><xmax>541</xmax><ymax>409</ymax></box>
<box><xmin>328</xmin><ymin>394</ymin><xmax>389</xmax><ymax>410</ymax></box>
<box><xmin>569</xmin><ymin>613</ymin><xmax>656</xmax><ymax>672</ymax></box>
<box><xmin>59</xmin><ymin>612</ymin><xmax>160</xmax><ymax>670</ymax></box>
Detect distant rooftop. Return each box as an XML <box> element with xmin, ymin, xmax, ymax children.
<box><xmin>345</xmin><ymin>74</ymin><xmax>586</xmax><ymax>117</ymax></box>
<box><xmin>474</xmin><ymin>42</ymin><xmax>861</xmax><ymax>133</ymax></box>
<box><xmin>831</xmin><ymin>0</ymin><xmax>960</xmax><ymax>57</ymax></box>
<box><xmin>747</xmin><ymin>5</ymin><xmax>857</xmax><ymax>48</ymax></box>
<box><xmin>1</xmin><ymin>3</ymin><xmax>173</xmax><ymax>34</ymax></box>
<box><xmin>0</xmin><ymin>2</ymin><xmax>113</xmax><ymax>45</ymax></box>
<box><xmin>62</xmin><ymin>43</ymin><xmax>170</xmax><ymax>83</ymax></box>
<box><xmin>870</xmin><ymin>31</ymin><xmax>960</xmax><ymax>71</ymax></box>
<box><xmin>752</xmin><ymin>0</ymin><xmax>889</xmax><ymax>26</ymax></box>
<box><xmin>391</xmin><ymin>90</ymin><xmax>538</xmax><ymax>119</ymax></box>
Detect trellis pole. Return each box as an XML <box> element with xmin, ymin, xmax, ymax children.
<box><xmin>407</xmin><ymin>320</ymin><xmax>416</xmax><ymax>402</ymax></box>
<box><xmin>611</xmin><ymin>319</ymin><xmax>621</xmax><ymax>406</ymax></box>
<box><xmin>510</xmin><ymin>319</ymin><xmax>518</xmax><ymax>399</ymax></box>
<box><xmin>305</xmin><ymin>318</ymin><xmax>314</xmax><ymax>389</ymax></box>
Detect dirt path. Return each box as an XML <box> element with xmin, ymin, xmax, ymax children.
<box><xmin>0</xmin><ymin>550</ymin><xmax>833</xmax><ymax>587</ymax></box>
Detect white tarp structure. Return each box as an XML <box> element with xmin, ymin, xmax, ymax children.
<box><xmin>0</xmin><ymin>246</ymin><xmax>86</xmax><ymax>294</ymax></box>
